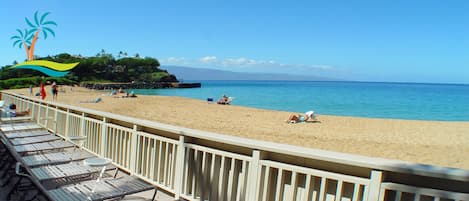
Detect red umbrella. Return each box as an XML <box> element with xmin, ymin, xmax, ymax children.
<box><xmin>40</xmin><ymin>82</ymin><xmax>46</xmax><ymax>100</ymax></box>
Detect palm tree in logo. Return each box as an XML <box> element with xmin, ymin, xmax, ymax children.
<box><xmin>25</xmin><ymin>11</ymin><xmax>57</xmax><ymax>60</ymax></box>
<box><xmin>10</xmin><ymin>29</ymin><xmax>34</xmax><ymax>60</ymax></box>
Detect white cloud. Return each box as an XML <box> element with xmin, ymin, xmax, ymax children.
<box><xmin>166</xmin><ymin>57</ymin><xmax>186</xmax><ymax>63</ymax></box>
<box><xmin>161</xmin><ymin>57</ymin><xmax>189</xmax><ymax>65</ymax></box>
<box><xmin>161</xmin><ymin>56</ymin><xmax>335</xmax><ymax>73</ymax></box>
<box><xmin>199</xmin><ymin>56</ymin><xmax>217</xmax><ymax>63</ymax></box>
<box><xmin>218</xmin><ymin>57</ymin><xmax>333</xmax><ymax>71</ymax></box>
<box><xmin>221</xmin><ymin>58</ymin><xmax>278</xmax><ymax>66</ymax></box>
<box><xmin>289</xmin><ymin>64</ymin><xmax>333</xmax><ymax>70</ymax></box>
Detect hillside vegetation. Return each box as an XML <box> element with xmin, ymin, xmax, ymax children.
<box><xmin>0</xmin><ymin>52</ymin><xmax>178</xmax><ymax>89</ymax></box>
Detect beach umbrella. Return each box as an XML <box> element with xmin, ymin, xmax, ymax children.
<box><xmin>40</xmin><ymin>81</ymin><xmax>46</xmax><ymax>100</ymax></box>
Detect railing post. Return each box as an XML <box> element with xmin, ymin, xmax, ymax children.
<box><xmin>19</xmin><ymin>98</ymin><xmax>23</xmax><ymax>110</ymax></box>
<box><xmin>101</xmin><ymin>117</ymin><xmax>109</xmax><ymax>157</ymax></box>
<box><xmin>44</xmin><ymin>105</ymin><xmax>49</xmax><ymax>128</ymax></box>
<box><xmin>54</xmin><ymin>106</ymin><xmax>58</xmax><ymax>135</ymax></box>
<box><xmin>80</xmin><ymin>113</ymin><xmax>86</xmax><ymax>137</ymax></box>
<box><xmin>130</xmin><ymin>124</ymin><xmax>139</xmax><ymax>173</ymax></box>
<box><xmin>64</xmin><ymin>109</ymin><xmax>70</xmax><ymax>138</ymax></box>
<box><xmin>31</xmin><ymin>102</ymin><xmax>36</xmax><ymax>122</ymax></box>
<box><xmin>368</xmin><ymin>170</ymin><xmax>383</xmax><ymax>201</ymax></box>
<box><xmin>247</xmin><ymin>150</ymin><xmax>262</xmax><ymax>201</ymax></box>
<box><xmin>174</xmin><ymin>135</ymin><xmax>186</xmax><ymax>200</ymax></box>
<box><xmin>37</xmin><ymin>103</ymin><xmax>42</xmax><ymax>124</ymax></box>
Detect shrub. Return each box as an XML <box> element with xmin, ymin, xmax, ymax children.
<box><xmin>0</xmin><ymin>77</ymin><xmax>76</xmax><ymax>89</ymax></box>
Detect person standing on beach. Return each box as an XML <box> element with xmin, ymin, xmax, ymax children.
<box><xmin>40</xmin><ymin>81</ymin><xmax>46</xmax><ymax>100</ymax></box>
<box><xmin>29</xmin><ymin>85</ymin><xmax>33</xmax><ymax>95</ymax></box>
<box><xmin>52</xmin><ymin>82</ymin><xmax>58</xmax><ymax>100</ymax></box>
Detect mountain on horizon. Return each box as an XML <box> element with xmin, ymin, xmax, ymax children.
<box><xmin>162</xmin><ymin>65</ymin><xmax>338</xmax><ymax>81</ymax></box>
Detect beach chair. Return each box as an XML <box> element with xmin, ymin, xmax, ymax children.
<box><xmin>2</xmin><ymin>127</ymin><xmax>47</xmax><ymax>133</ymax></box>
<box><xmin>1</xmin><ymin>116</ymin><xmax>33</xmax><ymax>123</ymax></box>
<box><xmin>48</xmin><ymin>175</ymin><xmax>157</xmax><ymax>201</ymax></box>
<box><xmin>1</xmin><ymin>122</ymin><xmax>42</xmax><ymax>132</ymax></box>
<box><xmin>22</xmin><ymin>151</ymin><xmax>95</xmax><ymax>167</ymax></box>
<box><xmin>4</xmin><ymin>129</ymin><xmax>51</xmax><ymax>139</ymax></box>
<box><xmin>11</xmin><ymin>135</ymin><xmax>61</xmax><ymax>146</ymax></box>
<box><xmin>29</xmin><ymin>160</ymin><xmax>117</xmax><ymax>188</ymax></box>
<box><xmin>14</xmin><ymin>140</ymin><xmax>75</xmax><ymax>155</ymax></box>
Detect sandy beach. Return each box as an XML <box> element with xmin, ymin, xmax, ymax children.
<box><xmin>6</xmin><ymin>87</ymin><xmax>469</xmax><ymax>169</ymax></box>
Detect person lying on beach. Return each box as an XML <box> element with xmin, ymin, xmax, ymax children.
<box><xmin>118</xmin><ymin>88</ymin><xmax>125</xmax><ymax>94</ymax></box>
<box><xmin>80</xmin><ymin>97</ymin><xmax>103</xmax><ymax>103</ymax></box>
<box><xmin>217</xmin><ymin>95</ymin><xmax>232</xmax><ymax>105</ymax></box>
<box><xmin>286</xmin><ymin>110</ymin><xmax>317</xmax><ymax>123</ymax></box>
<box><xmin>122</xmin><ymin>91</ymin><xmax>137</xmax><ymax>98</ymax></box>
<box><xmin>7</xmin><ymin>104</ymin><xmax>30</xmax><ymax>117</ymax></box>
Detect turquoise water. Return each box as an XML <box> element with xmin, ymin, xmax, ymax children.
<box><xmin>133</xmin><ymin>81</ymin><xmax>469</xmax><ymax>121</ymax></box>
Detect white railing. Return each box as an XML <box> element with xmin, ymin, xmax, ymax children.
<box><xmin>256</xmin><ymin>160</ymin><xmax>372</xmax><ymax>201</ymax></box>
<box><xmin>379</xmin><ymin>182</ymin><xmax>469</xmax><ymax>201</ymax></box>
<box><xmin>181</xmin><ymin>143</ymin><xmax>252</xmax><ymax>201</ymax></box>
<box><xmin>2</xmin><ymin>92</ymin><xmax>468</xmax><ymax>201</ymax></box>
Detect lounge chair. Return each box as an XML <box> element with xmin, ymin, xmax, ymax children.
<box><xmin>22</xmin><ymin>151</ymin><xmax>95</xmax><ymax>167</ymax></box>
<box><xmin>29</xmin><ymin>160</ymin><xmax>116</xmax><ymax>185</ymax></box>
<box><xmin>48</xmin><ymin>175</ymin><xmax>156</xmax><ymax>201</ymax></box>
<box><xmin>10</xmin><ymin>135</ymin><xmax>60</xmax><ymax>145</ymax></box>
<box><xmin>1</xmin><ymin>122</ymin><xmax>42</xmax><ymax>132</ymax></box>
<box><xmin>14</xmin><ymin>140</ymin><xmax>75</xmax><ymax>154</ymax></box>
<box><xmin>4</xmin><ymin>129</ymin><xmax>51</xmax><ymax>139</ymax></box>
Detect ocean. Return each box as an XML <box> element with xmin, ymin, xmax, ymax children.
<box><xmin>133</xmin><ymin>80</ymin><xmax>469</xmax><ymax>121</ymax></box>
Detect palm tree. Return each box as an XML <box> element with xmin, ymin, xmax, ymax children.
<box><xmin>25</xmin><ymin>11</ymin><xmax>57</xmax><ymax>60</ymax></box>
<box><xmin>10</xmin><ymin>29</ymin><xmax>34</xmax><ymax>60</ymax></box>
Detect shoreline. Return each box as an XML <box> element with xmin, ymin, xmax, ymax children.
<box><xmin>5</xmin><ymin>87</ymin><xmax>469</xmax><ymax>170</ymax></box>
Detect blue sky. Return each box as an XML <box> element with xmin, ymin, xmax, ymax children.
<box><xmin>1</xmin><ymin>0</ymin><xmax>468</xmax><ymax>83</ymax></box>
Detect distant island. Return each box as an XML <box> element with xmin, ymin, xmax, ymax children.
<box><xmin>163</xmin><ymin>65</ymin><xmax>339</xmax><ymax>81</ymax></box>
<box><xmin>0</xmin><ymin>51</ymin><xmax>179</xmax><ymax>90</ymax></box>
